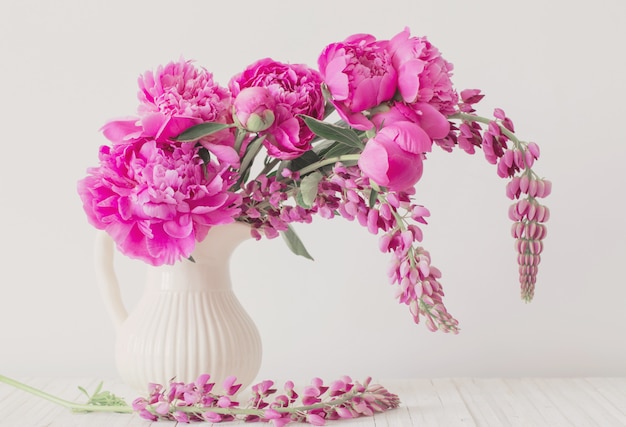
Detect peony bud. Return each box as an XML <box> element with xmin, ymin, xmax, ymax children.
<box><xmin>232</xmin><ymin>87</ymin><xmax>276</xmax><ymax>132</ymax></box>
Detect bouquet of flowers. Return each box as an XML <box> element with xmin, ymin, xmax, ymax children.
<box><xmin>78</xmin><ymin>27</ymin><xmax>550</xmax><ymax>333</ymax></box>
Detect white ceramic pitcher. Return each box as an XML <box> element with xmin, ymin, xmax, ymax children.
<box><xmin>94</xmin><ymin>222</ymin><xmax>262</xmax><ymax>391</ymax></box>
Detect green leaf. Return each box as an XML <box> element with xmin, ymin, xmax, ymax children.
<box><xmin>323</xmin><ymin>102</ymin><xmax>336</xmax><ymax>119</ymax></box>
<box><xmin>174</xmin><ymin>122</ymin><xmax>232</xmax><ymax>142</ymax></box>
<box><xmin>298</xmin><ymin>171</ymin><xmax>323</xmax><ymax>208</ymax></box>
<box><xmin>281</xmin><ymin>225</ymin><xmax>314</xmax><ymax>260</ymax></box>
<box><xmin>300</xmin><ymin>115</ymin><xmax>364</xmax><ymax>149</ymax></box>
<box><xmin>77</xmin><ymin>386</ymin><xmax>89</xmax><ymax>399</ymax></box>
<box><xmin>78</xmin><ymin>382</ymin><xmax>128</xmax><ymax>407</ymax></box>
<box><xmin>368</xmin><ymin>189</ymin><xmax>379</xmax><ymax>209</ymax></box>
<box><xmin>318</xmin><ymin>140</ymin><xmax>361</xmax><ymax>160</ymax></box>
<box><xmin>287</xmin><ymin>150</ymin><xmax>322</xmax><ymax>174</ymax></box>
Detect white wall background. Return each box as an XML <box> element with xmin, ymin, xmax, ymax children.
<box><xmin>1</xmin><ymin>0</ymin><xmax>625</xmax><ymax>384</ymax></box>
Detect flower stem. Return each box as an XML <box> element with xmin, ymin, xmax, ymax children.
<box><xmin>149</xmin><ymin>386</ymin><xmax>369</xmax><ymax>417</ymax></box>
<box><xmin>239</xmin><ymin>135</ymin><xmax>266</xmax><ymax>176</ymax></box>
<box><xmin>296</xmin><ymin>154</ymin><xmax>361</xmax><ymax>176</ymax></box>
<box><xmin>257</xmin><ymin>158</ymin><xmax>280</xmax><ymax>178</ymax></box>
<box><xmin>0</xmin><ymin>375</ymin><xmax>132</xmax><ymax>414</ymax></box>
<box><xmin>449</xmin><ymin>112</ymin><xmax>522</xmax><ymax>146</ymax></box>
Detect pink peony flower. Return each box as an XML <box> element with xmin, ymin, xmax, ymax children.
<box><xmin>103</xmin><ymin>59</ymin><xmax>238</xmax><ymax>165</ymax></box>
<box><xmin>232</xmin><ymin>87</ymin><xmax>276</xmax><ymax>132</ymax></box>
<box><xmin>358</xmin><ymin>121</ymin><xmax>428</xmax><ymax>191</ymax></box>
<box><xmin>388</xmin><ymin>28</ymin><xmax>458</xmax><ymax>115</ymax></box>
<box><xmin>318</xmin><ymin>33</ymin><xmax>397</xmax><ymax>130</ymax></box>
<box><xmin>77</xmin><ymin>139</ymin><xmax>241</xmax><ymax>266</ymax></box>
<box><xmin>229</xmin><ymin>58</ymin><xmax>324</xmax><ymax>160</ymax></box>
<box><xmin>138</xmin><ymin>58</ymin><xmax>233</xmax><ymax>126</ymax></box>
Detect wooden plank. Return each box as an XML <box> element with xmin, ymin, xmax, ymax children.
<box><xmin>430</xmin><ymin>378</ymin><xmax>476</xmax><ymax>426</ymax></box>
<box><xmin>502</xmin><ymin>377</ymin><xmax>572</xmax><ymax>426</ymax></box>
<box><xmin>0</xmin><ymin>378</ymin><xmax>72</xmax><ymax>426</ymax></box>
<box><xmin>3</xmin><ymin>377</ymin><xmax>626</xmax><ymax>426</ymax></box>
<box><xmin>532</xmin><ymin>377</ymin><xmax>625</xmax><ymax>427</ymax></box>
<box><xmin>388</xmin><ymin>378</ymin><xmax>444</xmax><ymax>426</ymax></box>
<box><xmin>452</xmin><ymin>378</ymin><xmax>508</xmax><ymax>426</ymax></box>
<box><xmin>584</xmin><ymin>377</ymin><xmax>626</xmax><ymax>417</ymax></box>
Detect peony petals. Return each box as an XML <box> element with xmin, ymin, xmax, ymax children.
<box><xmin>163</xmin><ymin>215</ymin><xmax>193</xmax><ymax>238</ymax></box>
<box><xmin>413</xmin><ymin>102</ymin><xmax>450</xmax><ymax>139</ymax></box>
<box><xmin>324</xmin><ymin>56</ymin><xmax>350</xmax><ymax>101</ymax></box>
<box><xmin>388</xmin><ymin>122</ymin><xmax>432</xmax><ymax>154</ymax></box>
<box><xmin>157</xmin><ymin>115</ymin><xmax>200</xmax><ymax>141</ymax></box>
<box><xmin>397</xmin><ymin>59</ymin><xmax>426</xmax><ymax>102</ymax></box>
<box><xmin>101</xmin><ymin>118</ymin><xmax>142</xmax><ymax>143</ymax></box>
<box><xmin>229</xmin><ymin>58</ymin><xmax>324</xmax><ymax>159</ymax></box>
<box><xmin>200</xmin><ymin>142</ymin><xmax>240</xmax><ymax>166</ymax></box>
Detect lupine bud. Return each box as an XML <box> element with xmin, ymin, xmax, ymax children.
<box><xmin>511</xmin><ymin>222</ymin><xmax>523</xmax><ymax>238</ymax></box>
<box><xmin>527</xmin><ymin>142</ymin><xmax>540</xmax><ymax>159</ymax></box>
<box><xmin>542</xmin><ymin>180</ymin><xmax>552</xmax><ymax>197</ymax></box>
<box><xmin>528</xmin><ymin>178</ymin><xmax>538</xmax><ymax>197</ymax></box>
<box><xmin>535</xmin><ymin>204</ymin><xmax>545</xmax><ymax>222</ymax></box>
<box><xmin>527</xmin><ymin>202</ymin><xmax>537</xmax><ymax>221</ymax></box>
<box><xmin>520</xmin><ymin>175</ymin><xmax>530</xmax><ymax>193</ymax></box>
<box><xmin>503</xmin><ymin>149</ymin><xmax>514</xmax><ymax>167</ymax></box>
<box><xmin>516</xmin><ymin>199</ymin><xmax>530</xmax><ymax>217</ymax></box>
<box><xmin>524</xmin><ymin>149</ymin><xmax>535</xmax><ymax>168</ymax></box>
<box><xmin>494</xmin><ymin>108</ymin><xmax>506</xmax><ymax>120</ymax></box>
<box><xmin>497</xmin><ymin>157</ymin><xmax>510</xmax><ymax>178</ymax></box>
<box><xmin>506</xmin><ymin>177</ymin><xmax>521</xmax><ymax>199</ymax></box>
<box><xmin>514</xmin><ymin>149</ymin><xmax>525</xmax><ymax>169</ymax></box>
<box><xmin>509</xmin><ymin>204</ymin><xmax>522</xmax><ymax>221</ymax></box>
<box><xmin>461</xmin><ymin>88</ymin><xmax>484</xmax><ymax>103</ymax></box>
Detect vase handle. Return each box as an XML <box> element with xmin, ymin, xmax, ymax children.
<box><xmin>94</xmin><ymin>231</ymin><xmax>128</xmax><ymax>330</ymax></box>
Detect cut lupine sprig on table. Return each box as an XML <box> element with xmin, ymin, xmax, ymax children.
<box><xmin>77</xmin><ymin>27</ymin><xmax>551</xmax><ymax>333</ymax></box>
<box><xmin>0</xmin><ymin>374</ymin><xmax>400</xmax><ymax>426</ymax></box>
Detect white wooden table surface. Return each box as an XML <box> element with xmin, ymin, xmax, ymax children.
<box><xmin>1</xmin><ymin>377</ymin><xmax>625</xmax><ymax>426</ymax></box>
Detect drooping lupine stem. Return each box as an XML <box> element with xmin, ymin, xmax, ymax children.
<box><xmin>450</xmin><ymin>112</ymin><xmax>521</xmax><ymax>146</ymax></box>
<box><xmin>449</xmin><ymin>101</ymin><xmax>550</xmax><ymax>303</ymax></box>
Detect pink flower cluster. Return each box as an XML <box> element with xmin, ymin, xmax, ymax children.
<box><xmin>237</xmin><ymin>162</ymin><xmax>460</xmax><ymax>332</ymax></box>
<box><xmin>78</xmin><ymin>59</ymin><xmax>241</xmax><ymax>265</ymax></box>
<box><xmin>439</xmin><ymin>91</ymin><xmax>552</xmax><ymax>301</ymax></box>
<box><xmin>78</xmin><ymin>27</ymin><xmax>551</xmax><ymax>327</ymax></box>
<box><xmin>230</xmin><ymin>59</ymin><xmax>325</xmax><ymax>159</ymax></box>
<box><xmin>131</xmin><ymin>374</ymin><xmax>399</xmax><ymax>426</ymax></box>
<box><xmin>319</xmin><ymin>27</ymin><xmax>457</xmax><ymax>191</ymax></box>
<box><xmin>78</xmin><ymin>140</ymin><xmax>240</xmax><ymax>266</ymax></box>
<box><xmin>312</xmin><ymin>164</ymin><xmax>458</xmax><ymax>332</ymax></box>
<box><xmin>239</xmin><ymin>171</ymin><xmax>313</xmax><ymax>240</ymax></box>
<box><xmin>507</xmin><ymin>162</ymin><xmax>551</xmax><ymax>301</ymax></box>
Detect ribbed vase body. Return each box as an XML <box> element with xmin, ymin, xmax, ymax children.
<box><xmin>113</xmin><ymin>223</ymin><xmax>262</xmax><ymax>391</ymax></box>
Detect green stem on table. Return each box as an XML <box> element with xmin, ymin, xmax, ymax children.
<box><xmin>296</xmin><ymin>153</ymin><xmax>361</xmax><ymax>176</ymax></box>
<box><xmin>0</xmin><ymin>375</ymin><xmax>132</xmax><ymax>414</ymax></box>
